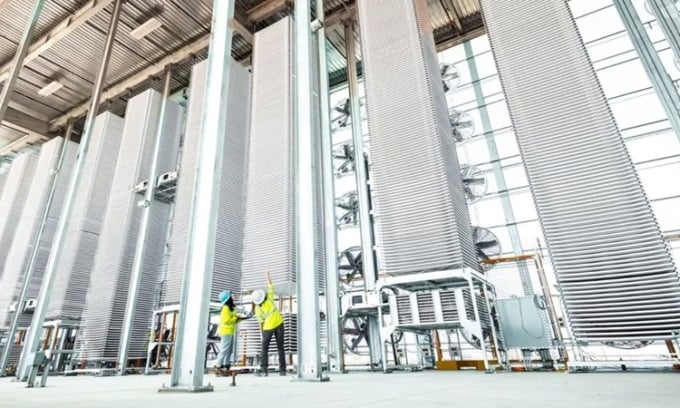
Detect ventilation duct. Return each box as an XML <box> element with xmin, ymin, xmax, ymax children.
<box><xmin>481</xmin><ymin>0</ymin><xmax>680</xmax><ymax>341</ymax></box>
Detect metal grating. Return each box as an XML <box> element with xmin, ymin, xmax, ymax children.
<box><xmin>75</xmin><ymin>89</ymin><xmax>182</xmax><ymax>362</ymax></box>
<box><xmin>439</xmin><ymin>289</ymin><xmax>459</xmax><ymax>322</ymax></box>
<box><xmin>396</xmin><ymin>294</ymin><xmax>413</xmax><ymax>325</ymax></box>
<box><xmin>357</xmin><ymin>0</ymin><xmax>478</xmax><ymax>276</ymax></box>
<box><xmin>161</xmin><ymin>58</ymin><xmax>251</xmax><ymax>306</ymax></box>
<box><xmin>45</xmin><ymin>112</ymin><xmax>125</xmax><ymax>322</ymax></box>
<box><xmin>481</xmin><ymin>0</ymin><xmax>680</xmax><ymax>341</ymax></box>
<box><xmin>416</xmin><ymin>292</ymin><xmax>436</xmax><ymax>324</ymax></box>
<box><xmin>0</xmin><ymin>137</ymin><xmax>77</xmax><ymax>329</ymax></box>
<box><xmin>0</xmin><ymin>152</ymin><xmax>38</xmax><ymax>282</ymax></box>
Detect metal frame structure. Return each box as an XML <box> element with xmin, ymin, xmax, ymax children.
<box><xmin>163</xmin><ymin>0</ymin><xmax>235</xmax><ymax>393</ymax></box>
<box><xmin>375</xmin><ymin>268</ymin><xmax>500</xmax><ymax>372</ymax></box>
<box><xmin>613</xmin><ymin>0</ymin><xmax>680</xmax><ymax>143</ymax></box>
<box><xmin>463</xmin><ymin>41</ymin><xmax>534</xmax><ymax>297</ymax></box>
<box><xmin>117</xmin><ymin>66</ymin><xmax>174</xmax><ymax>375</ymax></box>
<box><xmin>0</xmin><ymin>123</ymin><xmax>71</xmax><ymax>376</ymax></box>
<box><xmin>16</xmin><ymin>0</ymin><xmax>124</xmax><ymax>381</ymax></box>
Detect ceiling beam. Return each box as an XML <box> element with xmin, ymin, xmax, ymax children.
<box><xmin>0</xmin><ymin>131</ymin><xmax>48</xmax><ymax>156</ymax></box>
<box><xmin>50</xmin><ymin>34</ymin><xmax>212</xmax><ymax>130</ymax></box>
<box><xmin>3</xmin><ymin>106</ymin><xmax>49</xmax><ymax>135</ymax></box>
<box><xmin>50</xmin><ymin>1</ymin><xmax>360</xmax><ymax>131</ymax></box>
<box><xmin>435</xmin><ymin>25</ymin><xmax>486</xmax><ymax>52</ymax></box>
<box><xmin>247</xmin><ymin>0</ymin><xmax>290</xmax><ymax>23</ymax></box>
<box><xmin>231</xmin><ymin>16</ymin><xmax>253</xmax><ymax>44</ymax></box>
<box><xmin>0</xmin><ymin>0</ymin><xmax>114</xmax><ymax>84</ymax></box>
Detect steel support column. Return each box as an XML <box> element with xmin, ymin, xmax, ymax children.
<box><xmin>464</xmin><ymin>42</ymin><xmax>534</xmax><ymax>296</ymax></box>
<box><xmin>16</xmin><ymin>0</ymin><xmax>123</xmax><ymax>382</ymax></box>
<box><xmin>0</xmin><ymin>0</ymin><xmax>45</xmax><ymax>124</ymax></box>
<box><xmin>163</xmin><ymin>0</ymin><xmax>235</xmax><ymax>392</ymax></box>
<box><xmin>315</xmin><ymin>0</ymin><xmax>344</xmax><ymax>374</ymax></box>
<box><xmin>344</xmin><ymin>20</ymin><xmax>381</xmax><ymax>369</ymax></box>
<box><xmin>614</xmin><ymin>0</ymin><xmax>680</xmax><ymax>142</ymax></box>
<box><xmin>0</xmin><ymin>122</ymin><xmax>72</xmax><ymax>377</ymax></box>
<box><xmin>294</xmin><ymin>0</ymin><xmax>325</xmax><ymax>382</ymax></box>
<box><xmin>117</xmin><ymin>67</ymin><xmax>173</xmax><ymax>375</ymax></box>
<box><xmin>646</xmin><ymin>0</ymin><xmax>680</xmax><ymax>66</ymax></box>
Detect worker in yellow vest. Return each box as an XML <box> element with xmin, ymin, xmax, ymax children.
<box><xmin>252</xmin><ymin>271</ymin><xmax>286</xmax><ymax>376</ymax></box>
<box><xmin>216</xmin><ymin>290</ymin><xmax>240</xmax><ymax>375</ymax></box>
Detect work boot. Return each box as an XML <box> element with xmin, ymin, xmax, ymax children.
<box><xmin>279</xmin><ymin>370</ymin><xmax>286</xmax><ymax>376</ymax></box>
<box><xmin>255</xmin><ymin>370</ymin><xmax>268</xmax><ymax>377</ymax></box>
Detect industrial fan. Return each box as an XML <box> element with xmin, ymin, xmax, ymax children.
<box><xmin>449</xmin><ymin>109</ymin><xmax>475</xmax><ymax>143</ymax></box>
<box><xmin>460</xmin><ymin>164</ymin><xmax>488</xmax><ymax>203</ymax></box>
<box><xmin>440</xmin><ymin>63</ymin><xmax>461</xmax><ymax>93</ymax></box>
<box><xmin>335</xmin><ymin>191</ymin><xmax>359</xmax><ymax>227</ymax></box>
<box><xmin>330</xmin><ymin>98</ymin><xmax>365</xmax><ymax>131</ymax></box>
<box><xmin>341</xmin><ymin>315</ymin><xmax>404</xmax><ymax>355</ymax></box>
<box><xmin>338</xmin><ymin>246</ymin><xmax>363</xmax><ymax>281</ymax></box>
<box><xmin>333</xmin><ymin>143</ymin><xmax>355</xmax><ymax>175</ymax></box>
<box><xmin>472</xmin><ymin>226</ymin><xmax>502</xmax><ymax>269</ymax></box>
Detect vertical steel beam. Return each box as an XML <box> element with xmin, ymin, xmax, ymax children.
<box><xmin>344</xmin><ymin>19</ymin><xmax>381</xmax><ymax>369</ymax></box>
<box><xmin>646</xmin><ymin>0</ymin><xmax>680</xmax><ymax>66</ymax></box>
<box><xmin>16</xmin><ymin>0</ymin><xmax>123</xmax><ymax>382</ymax></box>
<box><xmin>117</xmin><ymin>66</ymin><xmax>173</xmax><ymax>375</ymax></box>
<box><xmin>344</xmin><ymin>20</ymin><xmax>376</xmax><ymax>291</ymax></box>
<box><xmin>0</xmin><ymin>122</ymin><xmax>72</xmax><ymax>377</ymax></box>
<box><xmin>315</xmin><ymin>1</ymin><xmax>344</xmax><ymax>374</ymax></box>
<box><xmin>464</xmin><ymin>42</ymin><xmax>534</xmax><ymax>296</ymax></box>
<box><xmin>0</xmin><ymin>0</ymin><xmax>45</xmax><ymax>124</ymax></box>
<box><xmin>295</xmin><ymin>0</ymin><xmax>325</xmax><ymax>382</ymax></box>
<box><xmin>164</xmin><ymin>0</ymin><xmax>235</xmax><ymax>392</ymax></box>
<box><xmin>614</xmin><ymin>0</ymin><xmax>680</xmax><ymax>142</ymax></box>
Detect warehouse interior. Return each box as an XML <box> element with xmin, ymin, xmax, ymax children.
<box><xmin>0</xmin><ymin>0</ymin><xmax>679</xmax><ymax>406</ymax></box>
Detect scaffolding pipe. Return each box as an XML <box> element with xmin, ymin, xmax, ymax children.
<box><xmin>315</xmin><ymin>0</ymin><xmax>344</xmax><ymax>374</ymax></box>
<box><xmin>0</xmin><ymin>0</ymin><xmax>45</xmax><ymax>124</ymax></box>
<box><xmin>117</xmin><ymin>66</ymin><xmax>174</xmax><ymax>375</ymax></box>
<box><xmin>16</xmin><ymin>0</ymin><xmax>124</xmax><ymax>382</ymax></box>
<box><xmin>164</xmin><ymin>0</ymin><xmax>235</xmax><ymax>392</ymax></box>
<box><xmin>0</xmin><ymin>122</ymin><xmax>73</xmax><ymax>377</ymax></box>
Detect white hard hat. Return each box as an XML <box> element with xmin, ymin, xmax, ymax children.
<box><xmin>252</xmin><ymin>289</ymin><xmax>266</xmax><ymax>305</ymax></box>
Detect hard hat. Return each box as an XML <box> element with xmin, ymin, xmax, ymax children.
<box><xmin>252</xmin><ymin>289</ymin><xmax>266</xmax><ymax>305</ymax></box>
<box><xmin>218</xmin><ymin>290</ymin><xmax>232</xmax><ymax>304</ymax></box>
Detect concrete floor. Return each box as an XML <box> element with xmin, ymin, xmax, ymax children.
<box><xmin>1</xmin><ymin>371</ymin><xmax>678</xmax><ymax>408</ymax></box>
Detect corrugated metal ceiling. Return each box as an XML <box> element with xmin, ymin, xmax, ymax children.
<box><xmin>0</xmin><ymin>0</ymin><xmax>483</xmax><ymax>151</ymax></box>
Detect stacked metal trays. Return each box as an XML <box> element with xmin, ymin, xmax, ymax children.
<box><xmin>46</xmin><ymin>113</ymin><xmax>125</xmax><ymax>322</ymax></box>
<box><xmin>161</xmin><ymin>59</ymin><xmax>251</xmax><ymax>306</ymax></box>
<box><xmin>0</xmin><ymin>153</ymin><xmax>39</xmax><ymax>282</ymax></box>
<box><xmin>0</xmin><ymin>138</ymin><xmax>77</xmax><ymax>329</ymax></box>
<box><xmin>241</xmin><ymin>18</ymin><xmax>297</xmax><ymax>295</ymax></box>
<box><xmin>481</xmin><ymin>0</ymin><xmax>680</xmax><ymax>341</ymax></box>
<box><xmin>357</xmin><ymin>0</ymin><xmax>478</xmax><ymax>275</ymax></box>
<box><xmin>75</xmin><ymin>90</ymin><xmax>182</xmax><ymax>362</ymax></box>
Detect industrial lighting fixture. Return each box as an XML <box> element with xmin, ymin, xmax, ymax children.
<box><xmin>130</xmin><ymin>17</ymin><xmax>162</xmax><ymax>40</ymax></box>
<box><xmin>38</xmin><ymin>80</ymin><xmax>64</xmax><ymax>96</ymax></box>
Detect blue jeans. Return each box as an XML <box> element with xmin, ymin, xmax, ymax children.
<box><xmin>218</xmin><ymin>334</ymin><xmax>235</xmax><ymax>368</ymax></box>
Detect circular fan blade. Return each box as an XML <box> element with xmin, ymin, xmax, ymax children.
<box><xmin>449</xmin><ymin>110</ymin><xmax>475</xmax><ymax>143</ymax></box>
<box><xmin>472</xmin><ymin>226</ymin><xmax>502</xmax><ymax>270</ymax></box>
<box><xmin>460</xmin><ymin>164</ymin><xmax>488</xmax><ymax>203</ymax></box>
<box><xmin>440</xmin><ymin>63</ymin><xmax>461</xmax><ymax>93</ymax></box>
